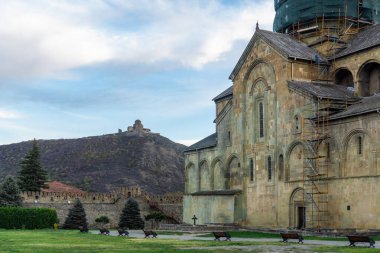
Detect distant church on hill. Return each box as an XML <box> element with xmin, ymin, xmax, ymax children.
<box><xmin>183</xmin><ymin>0</ymin><xmax>380</xmax><ymax>230</ymax></box>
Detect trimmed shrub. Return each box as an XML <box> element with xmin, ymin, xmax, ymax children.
<box><xmin>0</xmin><ymin>207</ymin><xmax>58</xmax><ymax>229</ymax></box>
<box><xmin>118</xmin><ymin>198</ymin><xmax>144</xmax><ymax>229</ymax></box>
<box><xmin>63</xmin><ymin>199</ymin><xmax>88</xmax><ymax>230</ymax></box>
<box><xmin>0</xmin><ymin>177</ymin><xmax>22</xmax><ymax>207</ymax></box>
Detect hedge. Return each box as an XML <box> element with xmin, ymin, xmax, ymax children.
<box><xmin>0</xmin><ymin>207</ymin><xmax>58</xmax><ymax>229</ymax></box>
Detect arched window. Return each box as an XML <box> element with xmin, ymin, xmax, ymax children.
<box><xmin>326</xmin><ymin>142</ymin><xmax>330</xmax><ymax>159</ymax></box>
<box><xmin>259</xmin><ymin>102</ymin><xmax>264</xmax><ymax>138</ymax></box>
<box><xmin>249</xmin><ymin>158</ymin><xmax>254</xmax><ymax>181</ymax></box>
<box><xmin>295</xmin><ymin>115</ymin><xmax>299</xmax><ymax>132</ymax></box>
<box><xmin>358</xmin><ymin>136</ymin><xmax>363</xmax><ymax>155</ymax></box>
<box><xmin>267</xmin><ymin>156</ymin><xmax>272</xmax><ymax>180</ymax></box>
<box><xmin>279</xmin><ymin>154</ymin><xmax>284</xmax><ymax>180</ymax></box>
<box><xmin>335</xmin><ymin>68</ymin><xmax>354</xmax><ymax>87</ymax></box>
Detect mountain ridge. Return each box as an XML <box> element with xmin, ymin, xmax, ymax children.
<box><xmin>0</xmin><ymin>124</ymin><xmax>186</xmax><ymax>194</ymax></box>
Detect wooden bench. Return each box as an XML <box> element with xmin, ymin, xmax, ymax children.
<box><xmin>280</xmin><ymin>232</ymin><xmax>304</xmax><ymax>243</ymax></box>
<box><xmin>143</xmin><ymin>230</ymin><xmax>157</xmax><ymax>238</ymax></box>
<box><xmin>213</xmin><ymin>231</ymin><xmax>231</xmax><ymax>241</ymax></box>
<box><xmin>347</xmin><ymin>235</ymin><xmax>375</xmax><ymax>248</ymax></box>
<box><xmin>118</xmin><ymin>228</ymin><xmax>129</xmax><ymax>236</ymax></box>
<box><xmin>99</xmin><ymin>228</ymin><xmax>110</xmax><ymax>235</ymax></box>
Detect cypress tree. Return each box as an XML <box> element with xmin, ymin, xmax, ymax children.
<box><xmin>63</xmin><ymin>199</ymin><xmax>88</xmax><ymax>230</ymax></box>
<box><xmin>18</xmin><ymin>139</ymin><xmax>48</xmax><ymax>191</ymax></box>
<box><xmin>0</xmin><ymin>177</ymin><xmax>22</xmax><ymax>207</ymax></box>
<box><xmin>118</xmin><ymin>198</ymin><xmax>144</xmax><ymax>229</ymax></box>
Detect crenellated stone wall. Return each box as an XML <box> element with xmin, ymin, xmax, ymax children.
<box><xmin>21</xmin><ymin>186</ymin><xmax>183</xmax><ymax>228</ymax></box>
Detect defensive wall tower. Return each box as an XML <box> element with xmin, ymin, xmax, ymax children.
<box><xmin>273</xmin><ymin>0</ymin><xmax>380</xmax><ymax>57</ymax></box>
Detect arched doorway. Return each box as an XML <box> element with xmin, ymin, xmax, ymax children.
<box><xmin>289</xmin><ymin>188</ymin><xmax>306</xmax><ymax>229</ymax></box>
<box><xmin>358</xmin><ymin>62</ymin><xmax>380</xmax><ymax>96</ymax></box>
<box><xmin>335</xmin><ymin>68</ymin><xmax>354</xmax><ymax>88</ymax></box>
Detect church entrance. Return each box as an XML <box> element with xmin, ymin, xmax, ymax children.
<box><xmin>297</xmin><ymin>206</ymin><xmax>306</xmax><ymax>229</ymax></box>
<box><xmin>289</xmin><ymin>188</ymin><xmax>306</xmax><ymax>229</ymax></box>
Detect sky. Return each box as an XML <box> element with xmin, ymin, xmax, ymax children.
<box><xmin>0</xmin><ymin>0</ymin><xmax>275</xmax><ymax>146</ymax></box>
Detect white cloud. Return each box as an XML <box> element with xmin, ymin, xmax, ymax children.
<box><xmin>0</xmin><ymin>109</ymin><xmax>23</xmax><ymax>119</ymax></box>
<box><xmin>0</xmin><ymin>0</ymin><xmax>275</xmax><ymax>80</ymax></box>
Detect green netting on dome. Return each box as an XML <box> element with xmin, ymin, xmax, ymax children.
<box><xmin>273</xmin><ymin>0</ymin><xmax>380</xmax><ymax>32</ymax></box>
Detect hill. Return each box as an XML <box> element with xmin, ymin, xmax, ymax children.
<box><xmin>0</xmin><ymin>121</ymin><xmax>186</xmax><ymax>194</ymax></box>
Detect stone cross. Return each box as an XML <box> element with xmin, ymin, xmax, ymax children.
<box><xmin>192</xmin><ymin>215</ymin><xmax>198</xmax><ymax>226</ymax></box>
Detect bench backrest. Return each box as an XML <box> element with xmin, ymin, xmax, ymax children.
<box><xmin>213</xmin><ymin>232</ymin><xmax>228</xmax><ymax>237</ymax></box>
<box><xmin>281</xmin><ymin>233</ymin><xmax>299</xmax><ymax>239</ymax></box>
<box><xmin>348</xmin><ymin>235</ymin><xmax>371</xmax><ymax>242</ymax></box>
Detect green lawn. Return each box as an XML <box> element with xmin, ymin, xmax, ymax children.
<box><xmin>0</xmin><ymin>230</ymin><xmax>379</xmax><ymax>253</ymax></box>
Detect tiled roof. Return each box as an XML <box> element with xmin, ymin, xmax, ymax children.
<box><xmin>330</xmin><ymin>94</ymin><xmax>380</xmax><ymax>120</ymax></box>
<box><xmin>334</xmin><ymin>24</ymin><xmax>380</xmax><ymax>59</ymax></box>
<box><xmin>288</xmin><ymin>80</ymin><xmax>358</xmax><ymax>100</ymax></box>
<box><xmin>259</xmin><ymin>30</ymin><xmax>328</xmax><ymax>63</ymax></box>
<box><xmin>42</xmin><ymin>181</ymin><xmax>85</xmax><ymax>194</ymax></box>
<box><xmin>229</xmin><ymin>29</ymin><xmax>328</xmax><ymax>80</ymax></box>
<box><xmin>213</xmin><ymin>86</ymin><xmax>233</xmax><ymax>102</ymax></box>
<box><xmin>184</xmin><ymin>133</ymin><xmax>217</xmax><ymax>152</ymax></box>
<box><xmin>191</xmin><ymin>189</ymin><xmax>242</xmax><ymax>196</ymax></box>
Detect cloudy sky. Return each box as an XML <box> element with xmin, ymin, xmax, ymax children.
<box><xmin>0</xmin><ymin>0</ymin><xmax>275</xmax><ymax>146</ymax></box>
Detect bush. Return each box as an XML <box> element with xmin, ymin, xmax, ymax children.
<box><xmin>63</xmin><ymin>199</ymin><xmax>88</xmax><ymax>230</ymax></box>
<box><xmin>0</xmin><ymin>177</ymin><xmax>22</xmax><ymax>207</ymax></box>
<box><xmin>0</xmin><ymin>207</ymin><xmax>58</xmax><ymax>229</ymax></box>
<box><xmin>95</xmin><ymin>216</ymin><xmax>110</xmax><ymax>224</ymax></box>
<box><xmin>118</xmin><ymin>198</ymin><xmax>144</xmax><ymax>229</ymax></box>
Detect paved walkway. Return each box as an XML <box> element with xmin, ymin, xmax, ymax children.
<box><xmin>90</xmin><ymin>230</ymin><xmax>379</xmax><ymax>248</ymax></box>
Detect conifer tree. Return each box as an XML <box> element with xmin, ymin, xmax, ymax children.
<box><xmin>18</xmin><ymin>139</ymin><xmax>48</xmax><ymax>191</ymax></box>
<box><xmin>63</xmin><ymin>199</ymin><xmax>88</xmax><ymax>230</ymax></box>
<box><xmin>118</xmin><ymin>198</ymin><xmax>144</xmax><ymax>229</ymax></box>
<box><xmin>0</xmin><ymin>177</ymin><xmax>22</xmax><ymax>207</ymax></box>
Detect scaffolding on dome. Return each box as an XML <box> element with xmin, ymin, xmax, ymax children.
<box><xmin>273</xmin><ymin>0</ymin><xmax>380</xmax><ymax>33</ymax></box>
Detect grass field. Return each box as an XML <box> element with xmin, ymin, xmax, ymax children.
<box><xmin>0</xmin><ymin>230</ymin><xmax>380</xmax><ymax>253</ymax></box>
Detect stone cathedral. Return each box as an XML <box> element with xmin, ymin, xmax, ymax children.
<box><xmin>183</xmin><ymin>0</ymin><xmax>380</xmax><ymax>230</ymax></box>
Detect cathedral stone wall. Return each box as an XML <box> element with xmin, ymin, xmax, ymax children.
<box><xmin>184</xmin><ymin>25</ymin><xmax>380</xmax><ymax>231</ymax></box>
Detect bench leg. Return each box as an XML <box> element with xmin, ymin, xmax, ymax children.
<box><xmin>282</xmin><ymin>239</ymin><xmax>288</xmax><ymax>243</ymax></box>
<box><xmin>349</xmin><ymin>242</ymin><xmax>355</xmax><ymax>247</ymax></box>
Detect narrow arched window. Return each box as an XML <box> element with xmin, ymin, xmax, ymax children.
<box><xmin>259</xmin><ymin>102</ymin><xmax>264</xmax><ymax>138</ymax></box>
<box><xmin>279</xmin><ymin>154</ymin><xmax>284</xmax><ymax>180</ymax></box>
<box><xmin>250</xmin><ymin>159</ymin><xmax>254</xmax><ymax>181</ymax></box>
<box><xmin>326</xmin><ymin>142</ymin><xmax>330</xmax><ymax>159</ymax></box>
<box><xmin>358</xmin><ymin>136</ymin><xmax>363</xmax><ymax>155</ymax></box>
<box><xmin>295</xmin><ymin>115</ymin><xmax>299</xmax><ymax>131</ymax></box>
<box><xmin>267</xmin><ymin>156</ymin><xmax>272</xmax><ymax>180</ymax></box>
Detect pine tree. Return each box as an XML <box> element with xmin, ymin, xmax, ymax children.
<box><xmin>63</xmin><ymin>199</ymin><xmax>88</xmax><ymax>230</ymax></box>
<box><xmin>0</xmin><ymin>177</ymin><xmax>22</xmax><ymax>207</ymax></box>
<box><xmin>18</xmin><ymin>139</ymin><xmax>48</xmax><ymax>191</ymax></box>
<box><xmin>118</xmin><ymin>198</ymin><xmax>144</xmax><ymax>229</ymax></box>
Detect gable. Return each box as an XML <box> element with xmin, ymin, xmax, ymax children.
<box><xmin>229</xmin><ymin>29</ymin><xmax>328</xmax><ymax>81</ymax></box>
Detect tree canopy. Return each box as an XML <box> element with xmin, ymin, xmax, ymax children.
<box><xmin>118</xmin><ymin>198</ymin><xmax>144</xmax><ymax>229</ymax></box>
<box><xmin>18</xmin><ymin>140</ymin><xmax>48</xmax><ymax>191</ymax></box>
<box><xmin>0</xmin><ymin>177</ymin><xmax>22</xmax><ymax>207</ymax></box>
<box><xmin>63</xmin><ymin>199</ymin><xmax>88</xmax><ymax>230</ymax></box>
